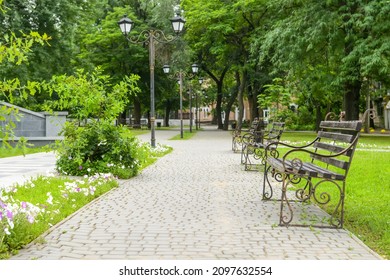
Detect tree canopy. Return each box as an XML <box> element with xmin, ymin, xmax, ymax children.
<box><xmin>1</xmin><ymin>0</ymin><xmax>389</xmax><ymax>131</ymax></box>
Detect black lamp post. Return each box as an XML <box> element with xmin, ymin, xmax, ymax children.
<box><xmin>163</xmin><ymin>63</ymin><xmax>199</xmax><ymax>138</ymax></box>
<box><xmin>118</xmin><ymin>14</ymin><xmax>185</xmax><ymax>147</ymax></box>
<box><xmin>196</xmin><ymin>77</ymin><xmax>204</xmax><ymax>130</ymax></box>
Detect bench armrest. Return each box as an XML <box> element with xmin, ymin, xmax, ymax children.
<box><xmin>265</xmin><ymin>137</ymin><xmax>320</xmax><ymax>151</ymax></box>
<box><xmin>279</xmin><ymin>136</ymin><xmax>359</xmax><ymax>173</ymax></box>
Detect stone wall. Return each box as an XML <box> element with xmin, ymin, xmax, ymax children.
<box><xmin>0</xmin><ymin>101</ymin><xmax>67</xmax><ymax>139</ymax></box>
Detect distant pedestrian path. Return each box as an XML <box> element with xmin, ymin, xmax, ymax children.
<box><xmin>9</xmin><ymin>126</ymin><xmax>382</xmax><ymax>259</ymax></box>
<box><xmin>0</xmin><ymin>152</ymin><xmax>56</xmax><ymax>190</ymax></box>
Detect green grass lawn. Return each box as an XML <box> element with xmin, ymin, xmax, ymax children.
<box><xmin>0</xmin><ymin>145</ymin><xmax>51</xmax><ymax>158</ymax></box>
<box><xmin>169</xmin><ymin>130</ymin><xmax>197</xmax><ymax>140</ymax></box>
<box><xmin>280</xmin><ymin>131</ymin><xmax>390</xmax><ymax>149</ymax></box>
<box><xmin>0</xmin><ymin>174</ymin><xmax>119</xmax><ymax>258</ymax></box>
<box><xmin>344</xmin><ymin>150</ymin><xmax>390</xmax><ymax>259</ymax></box>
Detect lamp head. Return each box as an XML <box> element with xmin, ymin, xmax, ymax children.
<box><xmin>163</xmin><ymin>64</ymin><xmax>170</xmax><ymax>74</ymax></box>
<box><xmin>170</xmin><ymin>16</ymin><xmax>186</xmax><ymax>34</ymax></box>
<box><xmin>191</xmin><ymin>63</ymin><xmax>199</xmax><ymax>74</ymax></box>
<box><xmin>118</xmin><ymin>15</ymin><xmax>134</xmax><ymax>36</ymax></box>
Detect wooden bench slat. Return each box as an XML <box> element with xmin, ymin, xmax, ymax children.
<box><xmin>267</xmin><ymin>157</ymin><xmax>345</xmax><ymax>180</ymax></box>
<box><xmin>313</xmin><ymin>142</ymin><xmax>354</xmax><ymax>156</ymax></box>
<box><xmin>320</xmin><ymin>121</ymin><xmax>363</xmax><ymax>131</ymax></box>
<box><xmin>317</xmin><ymin>131</ymin><xmax>355</xmax><ymax>143</ymax></box>
<box><xmin>310</xmin><ymin>154</ymin><xmax>349</xmax><ymax>170</ymax></box>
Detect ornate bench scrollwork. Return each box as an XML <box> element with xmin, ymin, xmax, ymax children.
<box><xmin>242</xmin><ymin>122</ymin><xmax>285</xmax><ymax>171</ymax></box>
<box><xmin>232</xmin><ymin>118</ymin><xmax>265</xmax><ymax>153</ymax></box>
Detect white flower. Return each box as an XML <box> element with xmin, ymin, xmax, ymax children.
<box><xmin>7</xmin><ymin>219</ymin><xmax>14</xmax><ymax>229</ymax></box>
<box><xmin>46</xmin><ymin>192</ymin><xmax>53</xmax><ymax>205</ymax></box>
<box><xmin>4</xmin><ymin>227</ymin><xmax>11</xmax><ymax>235</ymax></box>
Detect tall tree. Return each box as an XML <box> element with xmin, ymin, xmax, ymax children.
<box><xmin>0</xmin><ymin>0</ymin><xmax>51</xmax><ymax>140</ymax></box>
<box><xmin>0</xmin><ymin>0</ymin><xmax>104</xmax><ymax>110</ymax></box>
<box><xmin>182</xmin><ymin>0</ymin><xmax>271</xmax><ymax>129</ymax></box>
<box><xmin>257</xmin><ymin>0</ymin><xmax>390</xmax><ymax>120</ymax></box>
<box><xmin>78</xmin><ymin>1</ymin><xmax>184</xmax><ymax>127</ymax></box>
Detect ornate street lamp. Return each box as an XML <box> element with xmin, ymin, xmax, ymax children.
<box><xmin>163</xmin><ymin>64</ymin><xmax>199</xmax><ymax>138</ymax></box>
<box><xmin>118</xmin><ymin>14</ymin><xmax>185</xmax><ymax>147</ymax></box>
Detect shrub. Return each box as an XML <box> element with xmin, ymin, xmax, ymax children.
<box><xmin>55</xmin><ymin>120</ymin><xmax>140</xmax><ymax>179</ymax></box>
<box><xmin>273</xmin><ymin>106</ymin><xmax>316</xmax><ymax>131</ymax></box>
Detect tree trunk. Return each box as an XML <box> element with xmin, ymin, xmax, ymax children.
<box><xmin>315</xmin><ymin>104</ymin><xmax>322</xmax><ymax>131</ymax></box>
<box><xmin>341</xmin><ymin>2</ymin><xmax>361</xmax><ymax>122</ymax></box>
<box><xmin>247</xmin><ymin>85</ymin><xmax>259</xmax><ymax>121</ymax></box>
<box><xmin>164</xmin><ymin>99</ymin><xmax>171</xmax><ymax>127</ymax></box>
<box><xmin>223</xmin><ymin>85</ymin><xmax>239</xmax><ymax>131</ymax></box>
<box><xmin>343</xmin><ymin>80</ymin><xmax>361</xmax><ymax>120</ymax></box>
<box><xmin>133</xmin><ymin>98</ymin><xmax>142</xmax><ymax>129</ymax></box>
<box><xmin>203</xmin><ymin>66</ymin><xmax>229</xmax><ymax>129</ymax></box>
<box><xmin>216</xmin><ymin>81</ymin><xmax>224</xmax><ymax>129</ymax></box>
<box><xmin>237</xmin><ymin>70</ymin><xmax>245</xmax><ymax>129</ymax></box>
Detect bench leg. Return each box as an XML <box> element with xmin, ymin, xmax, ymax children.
<box><xmin>279</xmin><ymin>174</ymin><xmax>294</xmax><ymax>226</ymax></box>
<box><xmin>279</xmin><ymin>177</ymin><xmax>345</xmax><ymax>228</ymax></box>
<box><xmin>232</xmin><ymin>135</ymin><xmax>240</xmax><ymax>152</ymax></box>
<box><xmin>244</xmin><ymin>145</ymin><xmax>255</xmax><ymax>170</ymax></box>
<box><xmin>262</xmin><ymin>164</ymin><xmax>276</xmax><ymax>200</ymax></box>
<box><xmin>311</xmin><ymin>179</ymin><xmax>345</xmax><ymax>228</ymax></box>
<box><xmin>240</xmin><ymin>144</ymin><xmax>247</xmax><ymax>164</ymax></box>
<box><xmin>245</xmin><ymin>146</ymin><xmax>265</xmax><ymax>171</ymax></box>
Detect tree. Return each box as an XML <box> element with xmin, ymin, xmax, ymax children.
<box><xmin>0</xmin><ymin>0</ymin><xmax>104</xmax><ymax>110</ymax></box>
<box><xmin>78</xmin><ymin>1</ymin><xmax>187</xmax><ymax>127</ymax></box>
<box><xmin>183</xmin><ymin>0</ymin><xmax>272</xmax><ymax>130</ymax></box>
<box><xmin>43</xmin><ymin>67</ymin><xmax>140</xmax><ymax>123</ymax></box>
<box><xmin>0</xmin><ymin>0</ymin><xmax>51</xmax><ymax>141</ymax></box>
<box><xmin>257</xmin><ymin>0</ymin><xmax>390</xmax><ymax>120</ymax></box>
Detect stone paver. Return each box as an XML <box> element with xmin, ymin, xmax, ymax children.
<box><xmin>8</xmin><ymin>127</ymin><xmax>382</xmax><ymax>259</ymax></box>
<box><xmin>0</xmin><ymin>152</ymin><xmax>56</xmax><ymax>189</ymax></box>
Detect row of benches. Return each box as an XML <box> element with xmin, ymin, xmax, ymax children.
<box><xmin>232</xmin><ymin>115</ymin><xmax>365</xmax><ymax>229</ymax></box>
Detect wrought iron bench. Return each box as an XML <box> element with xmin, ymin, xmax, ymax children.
<box><xmin>232</xmin><ymin>118</ymin><xmax>265</xmax><ymax>153</ymax></box>
<box><xmin>262</xmin><ymin>120</ymin><xmax>362</xmax><ymax>228</ymax></box>
<box><xmin>241</xmin><ymin>122</ymin><xmax>285</xmax><ymax>170</ymax></box>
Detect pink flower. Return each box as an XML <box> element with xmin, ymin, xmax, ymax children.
<box><xmin>27</xmin><ymin>215</ymin><xmax>35</xmax><ymax>223</ymax></box>
<box><xmin>7</xmin><ymin>210</ymin><xmax>13</xmax><ymax>220</ymax></box>
<box><xmin>21</xmin><ymin>201</ymin><xmax>27</xmax><ymax>208</ymax></box>
<box><xmin>0</xmin><ymin>211</ymin><xmax>3</xmax><ymax>221</ymax></box>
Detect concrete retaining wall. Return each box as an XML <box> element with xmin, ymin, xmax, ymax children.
<box><xmin>0</xmin><ymin>101</ymin><xmax>68</xmax><ymax>144</ymax></box>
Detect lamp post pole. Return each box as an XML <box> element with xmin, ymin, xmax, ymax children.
<box><xmin>188</xmin><ymin>88</ymin><xmax>192</xmax><ymax>133</ymax></box>
<box><xmin>118</xmin><ymin>15</ymin><xmax>185</xmax><ymax>147</ymax></box>
<box><xmin>179</xmin><ymin>72</ymin><xmax>184</xmax><ymax>138</ymax></box>
<box><xmin>163</xmin><ymin>64</ymin><xmax>199</xmax><ymax>138</ymax></box>
<box><xmin>149</xmin><ymin>32</ymin><xmax>157</xmax><ymax>146</ymax></box>
<box><xmin>196</xmin><ymin>77</ymin><xmax>204</xmax><ymax>130</ymax></box>
<box><xmin>195</xmin><ymin>91</ymin><xmax>198</xmax><ymax>130</ymax></box>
